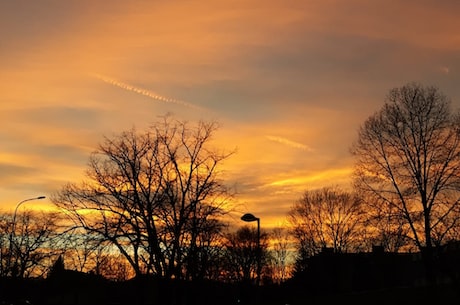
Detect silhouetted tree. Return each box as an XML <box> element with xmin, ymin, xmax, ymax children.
<box><xmin>92</xmin><ymin>251</ymin><xmax>133</xmax><ymax>281</ymax></box>
<box><xmin>350</xmin><ymin>82</ymin><xmax>460</xmax><ymax>283</ymax></box>
<box><xmin>222</xmin><ymin>225</ymin><xmax>270</xmax><ymax>284</ymax></box>
<box><xmin>52</xmin><ymin>116</ymin><xmax>234</xmax><ymax>280</ymax></box>
<box><xmin>0</xmin><ymin>214</ymin><xmax>12</xmax><ymax>277</ymax></box>
<box><xmin>59</xmin><ymin>231</ymin><xmax>134</xmax><ymax>280</ymax></box>
<box><xmin>269</xmin><ymin>227</ymin><xmax>292</xmax><ymax>283</ymax></box>
<box><xmin>58</xmin><ymin>229</ymin><xmax>108</xmax><ymax>273</ymax></box>
<box><xmin>0</xmin><ymin>210</ymin><xmax>62</xmax><ymax>278</ymax></box>
<box><xmin>288</xmin><ymin>186</ymin><xmax>366</xmax><ymax>270</ymax></box>
<box><xmin>361</xmin><ymin>193</ymin><xmax>414</xmax><ymax>252</ymax></box>
<box><xmin>183</xmin><ymin>217</ymin><xmax>227</xmax><ymax>281</ymax></box>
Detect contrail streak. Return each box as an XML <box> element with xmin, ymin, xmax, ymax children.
<box><xmin>265</xmin><ymin>135</ymin><xmax>312</xmax><ymax>151</ymax></box>
<box><xmin>92</xmin><ymin>73</ymin><xmax>204</xmax><ymax>111</ymax></box>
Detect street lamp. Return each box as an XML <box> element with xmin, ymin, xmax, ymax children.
<box><xmin>241</xmin><ymin>213</ymin><xmax>261</xmax><ymax>286</ymax></box>
<box><xmin>8</xmin><ymin>196</ymin><xmax>46</xmax><ymax>277</ymax></box>
<box><xmin>12</xmin><ymin>196</ymin><xmax>46</xmax><ymax>227</ymax></box>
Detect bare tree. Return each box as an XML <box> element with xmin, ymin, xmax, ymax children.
<box><xmin>0</xmin><ymin>214</ymin><xmax>11</xmax><ymax>276</ymax></box>
<box><xmin>183</xmin><ymin>217</ymin><xmax>227</xmax><ymax>281</ymax></box>
<box><xmin>350</xmin><ymin>82</ymin><xmax>460</xmax><ymax>282</ymax></box>
<box><xmin>269</xmin><ymin>227</ymin><xmax>292</xmax><ymax>284</ymax></box>
<box><xmin>51</xmin><ymin>117</ymin><xmax>234</xmax><ymax>280</ymax></box>
<box><xmin>288</xmin><ymin>186</ymin><xmax>366</xmax><ymax>271</ymax></box>
<box><xmin>92</xmin><ymin>250</ymin><xmax>134</xmax><ymax>281</ymax></box>
<box><xmin>222</xmin><ymin>226</ymin><xmax>270</xmax><ymax>284</ymax></box>
<box><xmin>361</xmin><ymin>194</ymin><xmax>415</xmax><ymax>252</ymax></box>
<box><xmin>0</xmin><ymin>210</ymin><xmax>63</xmax><ymax>278</ymax></box>
<box><xmin>59</xmin><ymin>230</ymin><xmax>110</xmax><ymax>274</ymax></box>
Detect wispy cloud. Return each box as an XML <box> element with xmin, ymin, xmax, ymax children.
<box><xmin>92</xmin><ymin>73</ymin><xmax>206</xmax><ymax>111</ymax></box>
<box><xmin>265</xmin><ymin>135</ymin><xmax>312</xmax><ymax>151</ymax></box>
<box><xmin>439</xmin><ymin>66</ymin><xmax>450</xmax><ymax>75</ymax></box>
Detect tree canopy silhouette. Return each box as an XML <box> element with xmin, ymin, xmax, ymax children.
<box><xmin>288</xmin><ymin>186</ymin><xmax>365</xmax><ymax>273</ymax></box>
<box><xmin>350</xmin><ymin>82</ymin><xmax>460</xmax><ymax>282</ymax></box>
<box><xmin>52</xmin><ymin>116</ymin><xmax>234</xmax><ymax>280</ymax></box>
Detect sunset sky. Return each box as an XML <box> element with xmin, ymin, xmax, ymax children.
<box><xmin>1</xmin><ymin>0</ymin><xmax>459</xmax><ymax>229</ymax></box>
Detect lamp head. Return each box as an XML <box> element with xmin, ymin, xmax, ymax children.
<box><xmin>241</xmin><ymin>213</ymin><xmax>259</xmax><ymax>222</ymax></box>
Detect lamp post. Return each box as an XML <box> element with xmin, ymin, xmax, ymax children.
<box><xmin>12</xmin><ymin>196</ymin><xmax>46</xmax><ymax>229</ymax></box>
<box><xmin>241</xmin><ymin>213</ymin><xmax>261</xmax><ymax>286</ymax></box>
<box><xmin>8</xmin><ymin>196</ymin><xmax>46</xmax><ymax>277</ymax></box>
